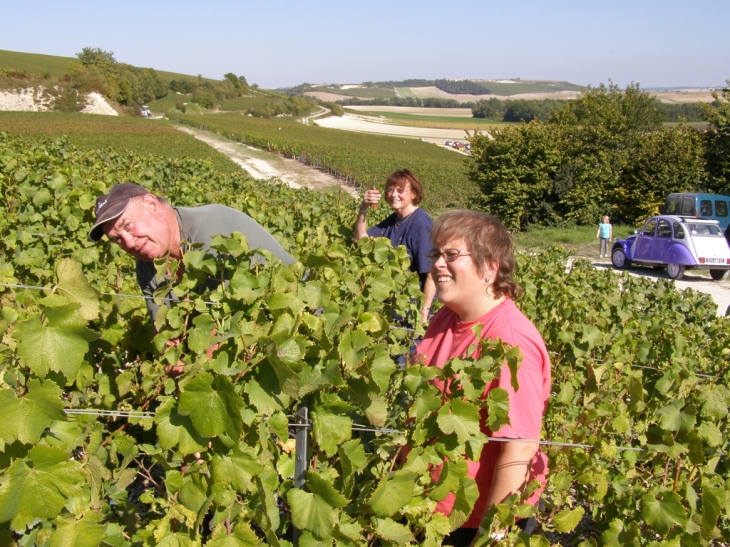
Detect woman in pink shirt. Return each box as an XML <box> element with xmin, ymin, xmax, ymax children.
<box><xmin>416</xmin><ymin>210</ymin><xmax>551</xmax><ymax>546</ymax></box>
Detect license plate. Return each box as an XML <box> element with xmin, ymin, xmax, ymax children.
<box><xmin>707</xmin><ymin>258</ymin><xmax>725</xmax><ymax>264</ymax></box>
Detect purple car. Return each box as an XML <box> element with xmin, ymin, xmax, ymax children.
<box><xmin>611</xmin><ymin>215</ymin><xmax>730</xmax><ymax>280</ymax></box>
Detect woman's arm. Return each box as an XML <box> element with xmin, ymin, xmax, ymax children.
<box><xmin>354</xmin><ymin>205</ymin><xmax>370</xmax><ymax>242</ymax></box>
<box><xmin>469</xmin><ymin>440</ymin><xmax>540</xmax><ymax>545</ymax></box>
<box><xmin>354</xmin><ymin>188</ymin><xmax>381</xmax><ymax>242</ymax></box>
<box><xmin>485</xmin><ymin>440</ymin><xmax>539</xmax><ymax>507</ymax></box>
<box><xmin>421</xmin><ymin>273</ymin><xmax>436</xmax><ymax>323</ymax></box>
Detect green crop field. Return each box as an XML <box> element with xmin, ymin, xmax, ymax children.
<box><xmin>394</xmin><ymin>87</ymin><xmax>419</xmax><ymax>99</ymax></box>
<box><xmin>0</xmin><ymin>111</ymin><xmax>240</xmax><ymax>173</ymax></box>
<box><xmin>350</xmin><ymin>109</ymin><xmax>508</xmax><ymax>129</ymax></box>
<box><xmin>148</xmin><ymin>94</ymin><xmax>187</xmax><ymax>112</ymax></box>
<box><xmin>0</xmin><ymin>49</ymin><xmax>75</xmax><ymax>78</ymax></box>
<box><xmin>480</xmin><ymin>80</ymin><xmax>584</xmax><ymax>96</ymax></box>
<box><xmin>219</xmin><ymin>95</ymin><xmax>283</xmax><ymax>111</ymax></box>
<box><xmin>0</xmin><ymin>48</ymin><xmax>216</xmax><ymax>84</ymax></box>
<box><xmin>313</xmin><ymin>86</ymin><xmax>396</xmax><ymax>99</ymax></box>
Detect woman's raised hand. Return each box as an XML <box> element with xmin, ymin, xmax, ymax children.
<box><xmin>360</xmin><ymin>187</ymin><xmax>381</xmax><ymax>211</ymax></box>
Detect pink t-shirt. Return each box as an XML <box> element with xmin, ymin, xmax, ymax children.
<box><xmin>415</xmin><ymin>299</ymin><xmax>551</xmax><ymax>529</ymax></box>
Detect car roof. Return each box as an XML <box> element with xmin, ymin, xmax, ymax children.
<box><xmin>649</xmin><ymin>215</ymin><xmax>720</xmax><ymax>226</ymax></box>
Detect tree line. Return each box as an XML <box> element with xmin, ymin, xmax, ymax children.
<box><xmin>468</xmin><ymin>81</ymin><xmax>730</xmax><ymax>230</ymax></box>
<box><xmin>473</xmin><ymin>97</ymin><xmax>705</xmax><ymax>123</ymax></box>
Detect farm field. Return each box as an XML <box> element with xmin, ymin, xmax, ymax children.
<box><xmin>309</xmin><ymin>86</ymin><xmax>396</xmax><ymax>99</ymax></box>
<box><xmin>0</xmin><ymin>111</ymin><xmax>242</xmax><ymax>173</ymax></box>
<box><xmin>344</xmin><ymin>109</ymin><xmax>506</xmax><ymax>129</ymax></box>
<box><xmin>0</xmin><ymin>49</ymin><xmax>75</xmax><ymax>78</ymax></box>
<box><xmin>344</xmin><ymin>105</ymin><xmax>475</xmax><ymax>116</ymax></box>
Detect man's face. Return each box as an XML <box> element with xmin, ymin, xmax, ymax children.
<box><xmin>102</xmin><ymin>197</ymin><xmax>173</xmax><ymax>261</ymax></box>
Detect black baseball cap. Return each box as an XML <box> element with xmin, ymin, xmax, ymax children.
<box><xmin>88</xmin><ymin>183</ymin><xmax>151</xmax><ymax>242</ymax></box>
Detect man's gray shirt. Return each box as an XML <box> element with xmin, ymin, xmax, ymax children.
<box><xmin>136</xmin><ymin>204</ymin><xmax>296</xmax><ymax>320</ymax></box>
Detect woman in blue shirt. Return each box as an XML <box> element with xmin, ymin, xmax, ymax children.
<box><xmin>354</xmin><ymin>170</ymin><xmax>436</xmax><ymax>323</ymax></box>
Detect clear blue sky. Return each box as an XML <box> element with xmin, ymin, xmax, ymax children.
<box><xmin>3</xmin><ymin>0</ymin><xmax>728</xmax><ymax>89</ymax></box>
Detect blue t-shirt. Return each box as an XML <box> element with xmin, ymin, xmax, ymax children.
<box><xmin>599</xmin><ymin>223</ymin><xmax>611</xmax><ymax>239</ymax></box>
<box><xmin>367</xmin><ymin>207</ymin><xmax>433</xmax><ymax>274</ymax></box>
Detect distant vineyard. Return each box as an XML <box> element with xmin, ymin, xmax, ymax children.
<box><xmin>0</xmin><ymin>111</ymin><xmax>241</xmax><ymax>174</ymax></box>
<box><xmin>169</xmin><ymin>112</ymin><xmax>477</xmax><ymax>211</ymax></box>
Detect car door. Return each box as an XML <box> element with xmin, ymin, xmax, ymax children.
<box><xmin>633</xmin><ymin>218</ymin><xmax>657</xmax><ymax>260</ymax></box>
<box><xmin>651</xmin><ymin>219</ymin><xmax>673</xmax><ymax>262</ymax></box>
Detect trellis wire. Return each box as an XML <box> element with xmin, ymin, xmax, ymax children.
<box><xmin>549</xmin><ymin>350</ymin><xmax>717</xmax><ymax>379</ymax></box>
<box><xmin>63</xmin><ymin>409</ymin><xmax>641</xmax><ymax>451</ymax></box>
<box><xmin>0</xmin><ymin>282</ymin><xmax>219</xmax><ymax>306</ymax></box>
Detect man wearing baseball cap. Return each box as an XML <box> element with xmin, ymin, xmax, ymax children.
<box><xmin>89</xmin><ymin>182</ymin><xmax>296</xmax><ymax>320</ymax></box>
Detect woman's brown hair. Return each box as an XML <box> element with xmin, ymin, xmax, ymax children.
<box><xmin>385</xmin><ymin>169</ymin><xmax>424</xmax><ymax>205</ymax></box>
<box><xmin>430</xmin><ymin>210</ymin><xmax>522</xmax><ymax>300</ymax></box>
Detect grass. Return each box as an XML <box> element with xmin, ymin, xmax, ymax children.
<box><xmin>313</xmin><ymin>87</ymin><xmax>396</xmax><ymax>99</ymax></box>
<box><xmin>395</xmin><ymin>87</ymin><xmax>419</xmax><ymax>99</ymax></box>
<box><xmin>513</xmin><ymin>225</ymin><xmax>636</xmax><ymax>256</ymax></box>
<box><xmin>0</xmin><ymin>49</ymin><xmax>75</xmax><ymax>78</ymax></box>
<box><xmin>0</xmin><ymin>48</ymin><xmax>217</xmax><ymax>84</ymax></box>
<box><xmin>480</xmin><ymin>80</ymin><xmax>584</xmax><ymax>96</ymax></box>
<box><xmin>0</xmin><ymin>111</ymin><xmax>241</xmax><ymax>173</ymax></box>
<box><xmin>349</xmin><ymin>110</ymin><xmax>508</xmax><ymax>129</ymax></box>
<box><xmin>148</xmin><ymin>94</ymin><xmax>187</xmax><ymax>111</ymax></box>
<box><xmin>219</xmin><ymin>95</ymin><xmax>281</xmax><ymax>111</ymax></box>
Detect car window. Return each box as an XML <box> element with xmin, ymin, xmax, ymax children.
<box><xmin>700</xmin><ymin>200</ymin><xmax>713</xmax><ymax>216</ymax></box>
<box><xmin>716</xmin><ymin>200</ymin><xmax>728</xmax><ymax>217</ymax></box>
<box><xmin>665</xmin><ymin>197</ymin><xmax>680</xmax><ymax>214</ymax></box>
<box><xmin>687</xmin><ymin>223</ymin><xmax>722</xmax><ymax>236</ymax></box>
<box><xmin>642</xmin><ymin>220</ymin><xmax>657</xmax><ymax>236</ymax></box>
<box><xmin>673</xmin><ymin>222</ymin><xmax>685</xmax><ymax>239</ymax></box>
<box><xmin>681</xmin><ymin>197</ymin><xmax>695</xmax><ymax>215</ymax></box>
<box><xmin>657</xmin><ymin>220</ymin><xmax>672</xmax><ymax>238</ymax></box>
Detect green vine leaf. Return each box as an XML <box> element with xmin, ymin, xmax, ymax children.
<box><xmin>47</xmin><ymin>512</ymin><xmax>105</xmax><ymax>547</ymax></box>
<box><xmin>553</xmin><ymin>506</ymin><xmax>585</xmax><ymax>533</ymax></box>
<box><xmin>0</xmin><ymin>446</ymin><xmax>85</xmax><ymax>530</ymax></box>
<box><xmin>55</xmin><ymin>258</ymin><xmax>100</xmax><ymax>321</ymax></box>
<box><xmin>286</xmin><ymin>487</ymin><xmax>337</xmax><ymax>540</ymax></box>
<box><xmin>312</xmin><ymin>411</ymin><xmax>352</xmax><ymax>457</ymax></box>
<box><xmin>0</xmin><ymin>379</ymin><xmax>65</xmax><ymax>444</ymax></box>
<box><xmin>640</xmin><ymin>490</ymin><xmax>688</xmax><ymax>535</ymax></box>
<box><xmin>178</xmin><ymin>373</ymin><xmax>244</xmax><ymax>439</ymax></box>
<box><xmin>436</xmin><ymin>399</ymin><xmax>481</xmax><ymax>443</ymax></box>
<box><xmin>154</xmin><ymin>397</ymin><xmax>208</xmax><ymax>455</ymax></box>
<box><xmin>13</xmin><ymin>303</ymin><xmax>99</xmax><ymax>380</ymax></box>
<box><xmin>372</xmin><ymin>517</ymin><xmax>415</xmax><ymax>544</ymax></box>
<box><xmin>367</xmin><ymin>471</ymin><xmax>417</xmax><ymax>517</ymax></box>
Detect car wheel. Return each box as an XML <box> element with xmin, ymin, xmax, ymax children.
<box><xmin>667</xmin><ymin>263</ymin><xmax>685</xmax><ymax>280</ymax></box>
<box><xmin>611</xmin><ymin>248</ymin><xmax>630</xmax><ymax>269</ymax></box>
<box><xmin>710</xmin><ymin>268</ymin><xmax>727</xmax><ymax>281</ymax></box>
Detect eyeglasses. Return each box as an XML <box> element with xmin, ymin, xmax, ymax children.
<box><xmin>425</xmin><ymin>248</ymin><xmax>472</xmax><ymax>263</ymax></box>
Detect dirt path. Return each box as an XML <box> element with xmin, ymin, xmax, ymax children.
<box><xmin>174</xmin><ymin>125</ymin><xmax>360</xmax><ymax>198</ymax></box>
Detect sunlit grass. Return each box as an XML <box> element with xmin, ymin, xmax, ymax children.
<box><xmin>513</xmin><ymin>224</ymin><xmax>636</xmax><ymax>256</ymax></box>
